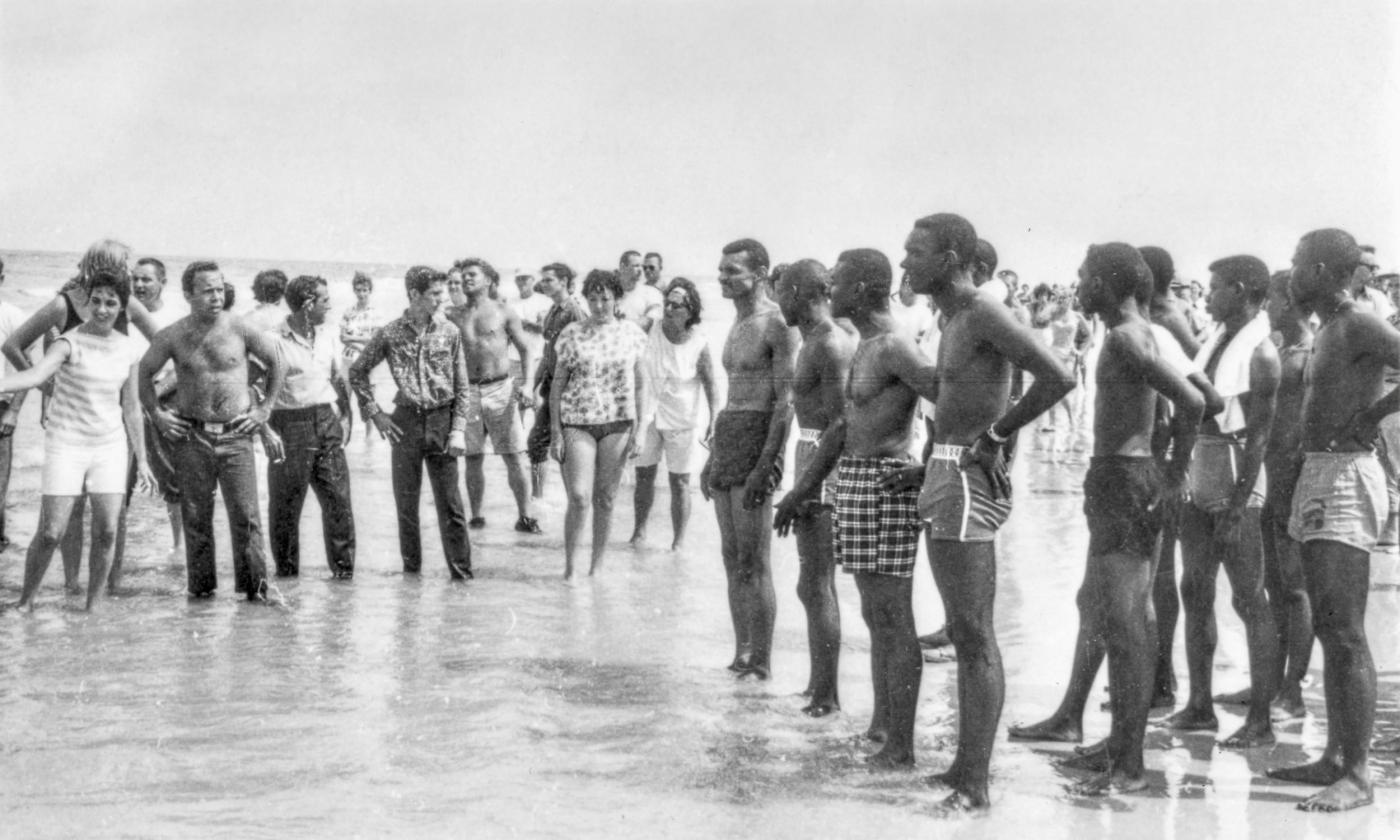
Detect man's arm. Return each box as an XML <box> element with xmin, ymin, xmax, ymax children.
<box><xmin>139</xmin><ymin>329</ymin><xmax>191</xmax><ymax>438</ymax></box>
<box><xmin>1</xmin><ymin>297</ymin><xmax>66</xmax><ymax>417</ymax></box>
<box><xmin>696</xmin><ymin>344</ymin><xmax>719</xmax><ymax>444</ymax></box>
<box><xmin>347</xmin><ymin>327</ymin><xmax>389</xmax><ymax>417</ymax></box>
<box><xmin>982</xmin><ymin>304</ymin><xmax>1076</xmax><ymax>437</ymax></box>
<box><xmin>742</xmin><ymin>319</ymin><xmax>800</xmax><ymax>510</ymax></box>
<box><xmin>1343</xmin><ymin>318</ymin><xmax>1400</xmax><ymax>445</ymax></box>
<box><xmin>448</xmin><ymin>332</ymin><xmax>469</xmax><ymax>450</ymax></box>
<box><xmin>1132</xmin><ymin>334</ymin><xmax>1206</xmax><ymax>486</ymax></box>
<box><xmin>774</xmin><ymin>416</ymin><xmax>847</xmax><ymax>537</ymax></box>
<box><xmin>503</xmin><ymin>306</ymin><xmax>535</xmax><ymax>404</ymax></box>
<box><xmin>241</xmin><ymin>324</ymin><xmax>286</xmax><ymax>427</ymax></box>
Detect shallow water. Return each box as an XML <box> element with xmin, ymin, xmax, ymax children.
<box><xmin>2</xmin><ymin>430</ymin><xmax>1398</xmax><ymax>839</ymax></box>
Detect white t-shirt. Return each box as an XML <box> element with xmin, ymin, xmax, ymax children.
<box><xmin>47</xmin><ymin>328</ymin><xmax>141</xmax><ymax>446</ymax></box>
<box><xmin>617</xmin><ymin>284</ymin><xmax>664</xmax><ymax>331</ymax></box>
<box><xmin>508</xmin><ymin>292</ymin><xmax>553</xmax><ymax>364</ymax></box>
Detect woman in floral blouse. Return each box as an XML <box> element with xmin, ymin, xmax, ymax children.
<box><xmin>550</xmin><ymin>269</ymin><xmax>648</xmax><ymax>579</ymax></box>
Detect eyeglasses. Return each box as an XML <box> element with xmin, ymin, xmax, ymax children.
<box><xmin>644</xmin><ymin>266</ymin><xmax>661</xmax><ymax>273</ymax></box>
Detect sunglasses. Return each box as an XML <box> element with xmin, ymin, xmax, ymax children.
<box><xmin>664</xmin><ymin>300</ymin><xmax>690</xmax><ymax>310</ymax></box>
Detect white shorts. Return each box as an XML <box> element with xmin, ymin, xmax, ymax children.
<box><xmin>42</xmin><ymin>436</ymin><xmax>128</xmax><ymax>496</ymax></box>
<box><xmin>635</xmin><ymin>422</ymin><xmax>697</xmax><ymax>473</ymax></box>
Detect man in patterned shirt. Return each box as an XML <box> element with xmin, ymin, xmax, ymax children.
<box><xmin>348</xmin><ymin>266</ymin><xmax>473</xmax><ymax>580</ymax></box>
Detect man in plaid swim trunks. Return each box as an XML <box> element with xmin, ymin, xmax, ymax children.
<box><xmin>775</xmin><ymin>248</ymin><xmax>937</xmax><ymax>773</ymax></box>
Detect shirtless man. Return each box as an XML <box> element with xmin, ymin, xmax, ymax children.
<box><xmin>446</xmin><ymin>258</ymin><xmax>539</xmax><ymax>534</ymax></box>
<box><xmin>889</xmin><ymin>213</ymin><xmax>1074</xmax><ymax>810</ymax></box>
<box><xmin>1259</xmin><ymin>270</ymin><xmax>1314</xmax><ymax>721</ymax></box>
<box><xmin>1266</xmin><ymin>228</ymin><xmax>1400</xmax><ymax>812</ymax></box>
<box><xmin>139</xmin><ymin>261</ymin><xmax>285</xmax><ymax>601</ymax></box>
<box><xmin>1166</xmin><ymin>256</ymin><xmax>1280</xmax><ymax>747</ymax></box>
<box><xmin>699</xmin><ymin>238</ymin><xmax>799</xmax><ymax>680</ymax></box>
<box><xmin>770</xmin><ymin>259</ymin><xmax>855</xmax><ymax>717</ymax></box>
<box><xmin>774</xmin><ymin>249</ymin><xmax>932</xmax><ymax>767</ymax></box>
<box><xmin>1061</xmin><ymin>243</ymin><xmax>1204</xmax><ymax>796</ymax></box>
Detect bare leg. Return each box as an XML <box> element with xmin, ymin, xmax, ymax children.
<box><xmin>1008</xmin><ymin>560</ymin><xmax>1104</xmax><ymax>743</ymax></box>
<box><xmin>794</xmin><ymin>505</ymin><xmax>840</xmax><ymax>716</ymax></box>
<box><xmin>714</xmin><ymin>489</ymin><xmax>751</xmax><ymax>669</ymax></box>
<box><xmin>924</xmin><ymin>540</ymin><xmax>1001</xmax><ymax>810</ymax></box>
<box><xmin>560</xmin><ymin>430</ymin><xmax>598</xmax><ymax>579</ymax></box>
<box><xmin>85</xmin><ymin>494</ymin><xmax>123</xmax><ymax>610</ymax></box>
<box><xmin>60</xmin><ymin>494</ymin><xmax>86</xmax><ymax>593</ymax></box>
<box><xmin>1216</xmin><ymin>510</ymin><xmax>1277</xmax><ymax>747</ymax></box>
<box><xmin>724</xmin><ymin>487</ymin><xmax>776</xmax><ymax>677</ymax></box>
<box><xmin>668</xmin><ymin>472</ymin><xmax>691</xmax><ymax>550</ymax></box>
<box><xmin>1268</xmin><ymin>540</ymin><xmax>1374</xmax><ymax>812</ymax></box>
<box><xmin>465</xmin><ymin>453</ymin><xmax>486</xmax><ymax>521</ymax></box>
<box><xmin>630</xmin><ymin>464</ymin><xmax>658</xmax><ymax>545</ymax></box>
<box><xmin>1150</xmin><ymin>507</ymin><xmax>1181</xmax><ymax>708</ymax></box>
<box><xmin>501</xmin><ymin>452</ymin><xmax>533</xmax><ymax>520</ymax></box>
<box><xmin>1167</xmin><ymin>504</ymin><xmax>1222</xmax><ymax>731</ymax></box>
<box><xmin>587</xmin><ymin>431</ymin><xmax>631</xmax><ymax>575</ymax></box>
<box><xmin>18</xmin><ymin>495</ymin><xmax>79</xmax><ymax>608</ymax></box>
<box><xmin>1261</xmin><ymin>503</ymin><xmax>1311</xmax><ymax>720</ymax></box>
<box><xmin>856</xmin><ymin>573</ymin><xmax>920</xmax><ymax>769</ymax></box>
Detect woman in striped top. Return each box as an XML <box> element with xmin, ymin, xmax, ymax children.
<box><xmin>0</xmin><ymin>270</ymin><xmax>152</xmax><ymax>610</ymax></box>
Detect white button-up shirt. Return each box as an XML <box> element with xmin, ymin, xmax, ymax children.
<box><xmin>274</xmin><ymin>318</ymin><xmax>344</xmax><ymax>411</ymax></box>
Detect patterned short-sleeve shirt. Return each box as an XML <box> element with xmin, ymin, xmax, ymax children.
<box><xmin>556</xmin><ymin>318</ymin><xmax>648</xmax><ymax>425</ymax></box>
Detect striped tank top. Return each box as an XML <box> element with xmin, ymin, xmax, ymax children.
<box><xmin>47</xmin><ymin>328</ymin><xmax>139</xmax><ymax>446</ymax></box>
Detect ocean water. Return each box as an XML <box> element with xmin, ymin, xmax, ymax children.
<box><xmin>0</xmin><ymin>250</ymin><xmax>1397</xmax><ymax>837</ymax></box>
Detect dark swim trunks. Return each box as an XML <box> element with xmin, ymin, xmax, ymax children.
<box><xmin>1084</xmin><ymin>455</ymin><xmax>1164</xmax><ymax>557</ymax></box>
<box><xmin>708</xmin><ymin>409</ymin><xmax>781</xmax><ymax>492</ymax></box>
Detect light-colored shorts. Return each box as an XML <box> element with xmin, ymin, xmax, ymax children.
<box><xmin>917</xmin><ymin>444</ymin><xmax>1012</xmax><ymax>542</ymax></box>
<box><xmin>42</xmin><ymin>435</ymin><xmax>128</xmax><ymax>496</ymax></box>
<box><xmin>835</xmin><ymin>455</ymin><xmax>920</xmax><ymax>578</ymax></box>
<box><xmin>635</xmin><ymin>422</ymin><xmax>697</xmax><ymax>473</ymax></box>
<box><xmin>1288</xmin><ymin>451</ymin><xmax>1388</xmax><ymax>553</ymax></box>
<box><xmin>794</xmin><ymin>428</ymin><xmax>837</xmax><ymax>511</ymax></box>
<box><xmin>464</xmin><ymin>376</ymin><xmax>525</xmax><ymax>456</ymax></box>
<box><xmin>1377</xmin><ymin>412</ymin><xmax>1400</xmax><ymax>512</ymax></box>
<box><xmin>1187</xmin><ymin>434</ymin><xmax>1265</xmax><ymax>512</ymax></box>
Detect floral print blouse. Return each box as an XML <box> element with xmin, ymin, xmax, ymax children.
<box><xmin>555</xmin><ymin>318</ymin><xmax>647</xmax><ymax>425</ymax></box>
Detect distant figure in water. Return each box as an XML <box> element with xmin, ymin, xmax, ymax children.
<box><xmin>1266</xmin><ymin>229</ymin><xmax>1399</xmax><ymax>812</ymax></box>
<box><xmin>771</xmin><ymin>259</ymin><xmax>855</xmax><ymax>718</ymax></box>
<box><xmin>701</xmin><ymin>238</ymin><xmax>798</xmax><ymax>681</ymax></box>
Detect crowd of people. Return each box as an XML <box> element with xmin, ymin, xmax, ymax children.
<box><xmin>0</xmin><ymin>217</ymin><xmax>1397</xmax><ymax>816</ymax></box>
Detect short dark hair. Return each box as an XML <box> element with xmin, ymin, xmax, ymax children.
<box><xmin>87</xmin><ymin>269</ymin><xmax>131</xmax><ymax>309</ymax></box>
<box><xmin>182</xmin><ymin>260</ymin><xmax>222</xmax><ymax>294</ymax></box>
<box><xmin>285</xmin><ymin>275</ymin><xmax>327</xmax><ymax>311</ymax></box>
<box><xmin>404</xmin><ymin>265</ymin><xmax>447</xmax><ymax>296</ymax></box>
<box><xmin>618</xmin><ymin>250</ymin><xmax>642</xmax><ymax>266</ymax></box>
<box><xmin>663</xmin><ymin>276</ymin><xmax>703</xmax><ymax>329</ymax></box>
<box><xmin>351</xmin><ymin>270</ymin><xmax>374</xmax><ymax>292</ymax></box>
<box><xmin>1208</xmin><ymin>255</ymin><xmax>1271</xmax><ymax>305</ymax></box>
<box><xmin>581</xmin><ymin>269</ymin><xmax>624</xmax><ymax>301</ymax></box>
<box><xmin>913</xmin><ymin>214</ymin><xmax>978</xmax><ymax>271</ymax></box>
<box><xmin>253</xmin><ymin>269</ymin><xmax>288</xmax><ymax>304</ymax></box>
<box><xmin>135</xmin><ymin>257</ymin><xmax>166</xmax><ymax>284</ymax></box>
<box><xmin>836</xmin><ymin>248</ymin><xmax>894</xmax><ymax>302</ymax></box>
<box><xmin>644</xmin><ymin>252</ymin><xmax>663</xmax><ymax>265</ymax></box>
<box><xmin>1032</xmin><ymin>282</ymin><xmax>1053</xmax><ymax>300</ymax></box>
<box><xmin>1138</xmin><ymin>246</ymin><xmax>1175</xmax><ymax>295</ymax></box>
<box><xmin>974</xmin><ymin>238</ymin><xmax>998</xmax><ymax>281</ymax></box>
<box><xmin>1298</xmin><ymin>228</ymin><xmax>1362</xmax><ymax>282</ymax></box>
<box><xmin>541</xmin><ymin>262</ymin><xmax>576</xmax><ymax>292</ymax></box>
<box><xmin>454</xmin><ymin>257</ymin><xmax>499</xmax><ymax>288</ymax></box>
<box><xmin>1085</xmin><ymin>243</ymin><xmax>1152</xmax><ymax>305</ymax></box>
<box><xmin>779</xmin><ymin>259</ymin><xmax>831</xmax><ymax>301</ymax></box>
<box><xmin>223</xmin><ymin>284</ymin><xmax>236</xmax><ymax>310</ymax></box>
<box><xmin>721</xmin><ymin>238</ymin><xmax>770</xmax><ymax>276</ymax></box>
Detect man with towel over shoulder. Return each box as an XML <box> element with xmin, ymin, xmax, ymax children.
<box><xmin>1166</xmin><ymin>255</ymin><xmax>1281</xmax><ymax>748</ymax></box>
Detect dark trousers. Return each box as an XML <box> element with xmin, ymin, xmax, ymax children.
<box><xmin>0</xmin><ymin>400</ymin><xmax>12</xmax><ymax>544</ymax></box>
<box><xmin>268</xmin><ymin>404</ymin><xmax>355</xmax><ymax>576</ymax></box>
<box><xmin>173</xmin><ymin>428</ymin><xmax>270</xmax><ymax>596</ymax></box>
<box><xmin>389</xmin><ymin>404</ymin><xmax>472</xmax><ymax>578</ymax></box>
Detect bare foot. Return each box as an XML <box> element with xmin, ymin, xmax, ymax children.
<box><xmin>1164</xmin><ymin>706</ymin><xmax>1219</xmax><ymax>731</ymax></box>
<box><xmin>737</xmin><ymin>661</ymin><xmax>770</xmax><ymax>681</ymax></box>
<box><xmin>1297</xmin><ymin>776</ymin><xmax>1373</xmax><ymax>812</ymax></box>
<box><xmin>670</xmin><ymin>536</ymin><xmax>686</xmax><ymax>551</ymax></box>
<box><xmin>865</xmin><ymin>747</ymin><xmax>914</xmax><ymax>770</ymax></box>
<box><xmin>727</xmin><ymin>653</ymin><xmax>752</xmax><ymax>673</ymax></box>
<box><xmin>1058</xmin><ymin>748</ymin><xmax>1109</xmax><ymax>772</ymax></box>
<box><xmin>1212</xmin><ymin>686</ymin><xmax>1251</xmax><ymax>706</ymax></box>
<box><xmin>627</xmin><ymin>531</ymin><xmax>646</xmax><ymax>547</ymax></box>
<box><xmin>1074</xmin><ymin>738</ymin><xmax>1108</xmax><ymax>757</ymax></box>
<box><xmin>1266</xmin><ymin>756</ymin><xmax>1345</xmax><ymax>786</ymax></box>
<box><xmin>1007</xmin><ymin>716</ymin><xmax>1083</xmax><ymax>743</ymax></box>
<box><xmin>1074</xmin><ymin>768</ymin><xmax>1148</xmax><ymax>796</ymax></box>
<box><xmin>924</xmin><ymin>765</ymin><xmax>964</xmax><ymax>788</ymax></box>
<box><xmin>934</xmin><ymin>787</ymin><xmax>990</xmax><ymax>813</ymax></box>
<box><xmin>1270</xmin><ymin>693</ymin><xmax>1307</xmax><ymax>722</ymax></box>
<box><xmin>865</xmin><ymin>726</ymin><xmax>889</xmax><ymax>744</ymax></box>
<box><xmin>1220</xmin><ymin>720</ymin><xmax>1275</xmax><ymax>748</ymax></box>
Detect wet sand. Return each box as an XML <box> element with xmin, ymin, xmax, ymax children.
<box><xmin>1</xmin><ymin>412</ymin><xmax>1398</xmax><ymax>838</ymax></box>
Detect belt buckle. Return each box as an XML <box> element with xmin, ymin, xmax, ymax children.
<box><xmin>205</xmin><ymin>421</ymin><xmax>227</xmax><ymax>434</ymax></box>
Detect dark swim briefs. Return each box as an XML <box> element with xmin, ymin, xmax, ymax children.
<box><xmin>835</xmin><ymin>455</ymin><xmax>921</xmax><ymax>578</ymax></box>
<box><xmin>707</xmin><ymin>409</ymin><xmax>782</xmax><ymax>492</ymax></box>
<box><xmin>1084</xmin><ymin>455</ymin><xmax>1165</xmax><ymax>557</ymax></box>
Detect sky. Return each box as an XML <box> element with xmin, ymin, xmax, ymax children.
<box><xmin>1</xmin><ymin>0</ymin><xmax>1395</xmax><ymax>283</ymax></box>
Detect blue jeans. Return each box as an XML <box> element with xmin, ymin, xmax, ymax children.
<box><xmin>268</xmin><ymin>404</ymin><xmax>355</xmax><ymax>576</ymax></box>
<box><xmin>173</xmin><ymin>427</ymin><xmax>270</xmax><ymax>597</ymax></box>
<box><xmin>389</xmin><ymin>404</ymin><xmax>472</xmax><ymax>578</ymax></box>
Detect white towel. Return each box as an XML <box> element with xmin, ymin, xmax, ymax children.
<box><xmin>1195</xmin><ymin>311</ymin><xmax>1272</xmax><ymax>433</ymax></box>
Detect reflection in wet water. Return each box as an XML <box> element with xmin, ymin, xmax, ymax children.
<box><xmin>0</xmin><ymin>443</ymin><xmax>1395</xmax><ymax>837</ymax></box>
